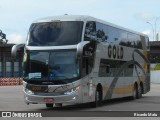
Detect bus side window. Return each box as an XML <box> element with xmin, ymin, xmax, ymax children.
<box><xmin>106</xmin><ymin>65</ymin><xmax>110</xmax><ymax>73</ymax></box>
<box><xmin>84</xmin><ymin>21</ymin><xmax>96</xmax><ymax>41</ymax></box>
<box><xmin>99</xmin><ymin>60</ymin><xmax>110</xmax><ymax>77</ymax></box>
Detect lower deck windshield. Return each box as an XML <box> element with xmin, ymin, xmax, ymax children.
<box><xmin>23</xmin><ymin>50</ymin><xmax>79</xmax><ymax>82</ymax></box>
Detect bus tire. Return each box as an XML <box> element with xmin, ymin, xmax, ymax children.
<box><xmin>137</xmin><ymin>85</ymin><xmax>142</xmax><ymax>99</ymax></box>
<box><xmin>90</xmin><ymin>88</ymin><xmax>102</xmax><ymax>108</ymax></box>
<box><xmin>132</xmin><ymin>84</ymin><xmax>138</xmax><ymax>100</ymax></box>
<box><xmin>46</xmin><ymin>103</ymin><xmax>53</xmax><ymax>108</ymax></box>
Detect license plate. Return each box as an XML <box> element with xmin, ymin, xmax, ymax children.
<box><xmin>31</xmin><ymin>86</ymin><xmax>47</xmax><ymax>92</ymax></box>
<box><xmin>43</xmin><ymin>98</ymin><xmax>54</xmax><ymax>102</ymax></box>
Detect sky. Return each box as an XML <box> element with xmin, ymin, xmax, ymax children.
<box><xmin>0</xmin><ymin>0</ymin><xmax>160</xmax><ymax>44</ymax></box>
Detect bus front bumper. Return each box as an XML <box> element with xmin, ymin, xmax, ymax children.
<box><xmin>24</xmin><ymin>91</ymin><xmax>79</xmax><ymax>105</ymax></box>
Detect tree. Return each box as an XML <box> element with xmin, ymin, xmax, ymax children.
<box><xmin>0</xmin><ymin>30</ymin><xmax>8</xmax><ymax>44</ymax></box>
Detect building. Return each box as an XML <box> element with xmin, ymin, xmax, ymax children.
<box><xmin>150</xmin><ymin>41</ymin><xmax>160</xmax><ymax>63</ymax></box>
<box><xmin>0</xmin><ymin>44</ymin><xmax>23</xmax><ymax>77</ymax></box>
<box><xmin>0</xmin><ymin>41</ymin><xmax>159</xmax><ymax>78</ymax></box>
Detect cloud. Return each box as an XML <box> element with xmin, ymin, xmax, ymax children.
<box><xmin>7</xmin><ymin>33</ymin><xmax>25</xmax><ymax>44</ymax></box>
<box><xmin>135</xmin><ymin>12</ymin><xmax>154</xmax><ymax>21</ymax></box>
<box><xmin>142</xmin><ymin>29</ymin><xmax>154</xmax><ymax>41</ymax></box>
<box><xmin>142</xmin><ymin>30</ymin><xmax>151</xmax><ymax>35</ymax></box>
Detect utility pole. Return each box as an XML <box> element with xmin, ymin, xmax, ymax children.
<box><xmin>155</xmin><ymin>17</ymin><xmax>160</xmax><ymax>40</ymax></box>
<box><xmin>147</xmin><ymin>17</ymin><xmax>160</xmax><ymax>41</ymax></box>
<box><xmin>146</xmin><ymin>22</ymin><xmax>154</xmax><ymax>41</ymax></box>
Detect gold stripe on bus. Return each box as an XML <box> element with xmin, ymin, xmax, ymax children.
<box><xmin>113</xmin><ymin>84</ymin><xmax>133</xmax><ymax>94</ymax></box>
<box><xmin>139</xmin><ymin>75</ymin><xmax>146</xmax><ymax>82</ymax></box>
<box><xmin>102</xmin><ymin>84</ymin><xmax>109</xmax><ymax>93</ymax></box>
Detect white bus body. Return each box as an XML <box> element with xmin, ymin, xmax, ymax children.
<box><xmin>12</xmin><ymin>15</ymin><xmax>150</xmax><ymax>108</ymax></box>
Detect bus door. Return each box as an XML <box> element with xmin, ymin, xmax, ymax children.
<box><xmin>81</xmin><ymin>41</ymin><xmax>95</xmax><ymax>102</ymax></box>
<box><xmin>81</xmin><ymin>57</ymin><xmax>90</xmax><ymax>102</ymax></box>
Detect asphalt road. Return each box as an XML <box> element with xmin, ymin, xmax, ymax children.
<box><xmin>1</xmin><ymin>83</ymin><xmax>160</xmax><ymax>120</ymax></box>
<box><xmin>0</xmin><ymin>83</ymin><xmax>160</xmax><ymax>112</ymax></box>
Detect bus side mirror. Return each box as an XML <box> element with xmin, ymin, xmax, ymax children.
<box><xmin>11</xmin><ymin>44</ymin><xmax>25</xmax><ymax>59</ymax></box>
<box><xmin>76</xmin><ymin>41</ymin><xmax>90</xmax><ymax>60</ymax></box>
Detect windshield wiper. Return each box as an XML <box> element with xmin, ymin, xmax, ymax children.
<box><xmin>23</xmin><ymin>76</ymin><xmax>47</xmax><ymax>80</ymax></box>
<box><xmin>55</xmin><ymin>76</ymin><xmax>69</xmax><ymax>79</ymax></box>
<box><xmin>30</xmin><ymin>76</ymin><xmax>41</xmax><ymax>79</ymax></box>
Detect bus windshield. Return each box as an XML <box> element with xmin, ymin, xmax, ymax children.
<box><xmin>23</xmin><ymin>50</ymin><xmax>79</xmax><ymax>81</ymax></box>
<box><xmin>27</xmin><ymin>21</ymin><xmax>83</xmax><ymax>46</ymax></box>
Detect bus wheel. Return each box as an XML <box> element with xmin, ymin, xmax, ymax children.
<box><xmin>137</xmin><ymin>85</ymin><xmax>142</xmax><ymax>99</ymax></box>
<box><xmin>91</xmin><ymin>88</ymin><xmax>102</xmax><ymax>108</ymax></box>
<box><xmin>132</xmin><ymin>84</ymin><xmax>137</xmax><ymax>100</ymax></box>
<box><xmin>55</xmin><ymin>103</ymin><xmax>62</xmax><ymax>107</ymax></box>
<box><xmin>46</xmin><ymin>103</ymin><xmax>53</xmax><ymax>108</ymax></box>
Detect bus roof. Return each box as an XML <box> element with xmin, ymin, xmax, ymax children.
<box><xmin>33</xmin><ymin>15</ymin><xmax>148</xmax><ymax>37</ymax></box>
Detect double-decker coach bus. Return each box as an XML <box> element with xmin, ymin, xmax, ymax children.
<box><xmin>11</xmin><ymin>15</ymin><xmax>150</xmax><ymax>108</ymax></box>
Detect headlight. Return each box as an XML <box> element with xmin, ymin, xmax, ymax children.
<box><xmin>23</xmin><ymin>53</ymin><xmax>27</xmax><ymax>62</ymax></box>
<box><xmin>24</xmin><ymin>88</ymin><xmax>34</xmax><ymax>95</ymax></box>
<box><xmin>64</xmin><ymin>86</ymin><xmax>80</xmax><ymax>95</ymax></box>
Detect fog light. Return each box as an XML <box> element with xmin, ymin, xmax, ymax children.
<box><xmin>72</xmin><ymin>97</ymin><xmax>76</xmax><ymax>100</ymax></box>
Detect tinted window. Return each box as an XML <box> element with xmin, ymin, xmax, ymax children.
<box><xmin>84</xmin><ymin>22</ymin><xmax>123</xmax><ymax>44</ymax></box>
<box><xmin>99</xmin><ymin>59</ymin><xmax>134</xmax><ymax>77</ymax></box>
<box><xmin>119</xmin><ymin>33</ymin><xmax>142</xmax><ymax>49</ymax></box>
<box><xmin>84</xmin><ymin>21</ymin><xmax>144</xmax><ymax>49</ymax></box>
<box><xmin>84</xmin><ymin>21</ymin><xmax>97</xmax><ymax>41</ymax></box>
<box><xmin>145</xmin><ymin>37</ymin><xmax>150</xmax><ymax>49</ymax></box>
<box><xmin>28</xmin><ymin>21</ymin><xmax>83</xmax><ymax>46</ymax></box>
<box><xmin>23</xmin><ymin>50</ymin><xmax>79</xmax><ymax>80</ymax></box>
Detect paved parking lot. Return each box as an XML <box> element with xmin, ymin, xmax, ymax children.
<box><xmin>0</xmin><ymin>83</ymin><xmax>160</xmax><ymax>112</ymax></box>
<box><xmin>0</xmin><ymin>83</ymin><xmax>160</xmax><ymax>119</ymax></box>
